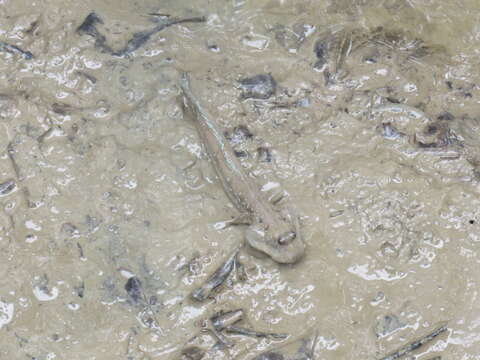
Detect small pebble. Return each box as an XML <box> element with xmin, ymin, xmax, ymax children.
<box><xmin>234</xmin><ymin>150</ymin><xmax>248</xmax><ymax>158</ymax></box>
<box><xmin>239</xmin><ymin>74</ymin><xmax>276</xmax><ymax>100</ymax></box>
<box><xmin>375</xmin><ymin>314</ymin><xmax>405</xmax><ymax>338</ymax></box>
<box><xmin>125</xmin><ymin>276</ymin><xmax>142</xmax><ymax>303</ymax></box>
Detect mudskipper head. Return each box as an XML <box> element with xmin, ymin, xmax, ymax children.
<box><xmin>245</xmin><ymin>222</ymin><xmax>305</xmax><ymax>264</ymax></box>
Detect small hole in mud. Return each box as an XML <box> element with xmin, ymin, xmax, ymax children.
<box><xmin>469</xmin><ymin>220</ymin><xmax>475</xmax><ymax>224</ymax></box>
<box><xmin>425</xmin><ymin>124</ymin><xmax>438</xmax><ymax>135</ymax></box>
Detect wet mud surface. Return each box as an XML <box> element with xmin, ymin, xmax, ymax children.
<box><xmin>1</xmin><ymin>0</ymin><xmax>480</xmax><ymax>359</ymax></box>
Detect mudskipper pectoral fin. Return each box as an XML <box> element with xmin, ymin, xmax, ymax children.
<box><xmin>230</xmin><ymin>213</ymin><xmax>253</xmax><ymax>225</ymax></box>
<box><xmin>283</xmin><ymin>205</ymin><xmax>301</xmax><ymax>229</ymax></box>
<box><xmin>215</xmin><ymin>213</ymin><xmax>252</xmax><ymax>230</ymax></box>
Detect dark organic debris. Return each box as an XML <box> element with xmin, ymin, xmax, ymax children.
<box><xmin>239</xmin><ymin>74</ymin><xmax>277</xmax><ymax>100</ymax></box>
<box><xmin>180</xmin><ymin>346</ymin><xmax>205</xmax><ymax>360</ymax></box>
<box><xmin>253</xmin><ymin>351</ymin><xmax>285</xmax><ymax>360</ymax></box>
<box><xmin>437</xmin><ymin>111</ymin><xmax>454</xmax><ymax>121</ymax></box>
<box><xmin>117</xmin><ymin>15</ymin><xmax>206</xmax><ymax>56</ymax></box>
<box><xmin>77</xmin><ymin>242</ymin><xmax>85</xmax><ymax>260</ymax></box>
<box><xmin>61</xmin><ymin>222</ymin><xmax>79</xmax><ymax>237</ymax></box>
<box><xmin>225</xmin><ymin>326</ymin><xmax>288</xmax><ymax>340</ymax></box>
<box><xmin>226</xmin><ymin>126</ymin><xmax>253</xmax><ymax>158</ymax></box>
<box><xmin>379</xmin><ymin>322</ymin><xmax>448</xmax><ymax>360</ymax></box>
<box><xmin>75</xmin><ymin>70</ymin><xmax>97</xmax><ymax>84</ymax></box>
<box><xmin>77</xmin><ymin>11</ymin><xmax>206</xmax><ymax>56</ymax></box>
<box><xmin>77</xmin><ymin>12</ymin><xmax>110</xmax><ymax>52</ymax></box>
<box><xmin>313</xmin><ymin>36</ymin><xmax>331</xmax><ymax>69</ymax></box>
<box><xmin>77</xmin><ymin>12</ymin><xmax>103</xmax><ymax>35</ymax></box>
<box><xmin>207</xmin><ymin>43</ymin><xmax>220</xmax><ymax>52</ymax></box>
<box><xmin>209</xmin><ymin>308</ymin><xmax>288</xmax><ymax>347</ymax></box>
<box><xmin>313</xmin><ymin>30</ymin><xmax>351</xmax><ymax>75</ymax></box>
<box><xmin>204</xmin><ymin>327</ymin><xmax>234</xmax><ymax>349</ymax></box>
<box><xmin>6</xmin><ymin>141</ymin><xmax>35</xmax><ymax>208</ymax></box>
<box><xmin>257</xmin><ymin>147</ymin><xmax>272</xmax><ymax>162</ymax></box>
<box><xmin>74</xmin><ymin>281</ymin><xmax>85</xmax><ymax>298</ymax></box>
<box><xmin>385</xmin><ymin>96</ymin><xmax>401</xmax><ymax>104</ymax></box>
<box><xmin>52</xmin><ymin>102</ymin><xmax>73</xmax><ymax>115</ymax></box>
<box><xmin>211</xmin><ymin>309</ymin><xmax>244</xmax><ymax>331</ymax></box>
<box><xmin>125</xmin><ymin>276</ymin><xmax>143</xmax><ymax>303</ymax></box>
<box><xmin>272</xmin><ymin>23</ymin><xmax>312</xmax><ymax>52</ymax></box>
<box><xmin>413</xmin><ymin>121</ymin><xmax>458</xmax><ymax>149</ymax></box>
<box><xmin>443</xmin><ymin>80</ymin><xmax>475</xmax><ymax>98</ymax></box>
<box><xmin>226</xmin><ymin>125</ymin><xmax>253</xmax><ymax>145</ymax></box>
<box><xmin>0</xmin><ymin>179</ymin><xmax>16</xmax><ymax>196</ymax></box>
<box><xmin>37</xmin><ymin>123</ymin><xmax>54</xmax><ymax>146</ymax></box>
<box><xmin>190</xmin><ymin>249</ymin><xmax>239</xmax><ymax>301</ymax></box>
<box><xmin>0</xmin><ymin>41</ymin><xmax>33</xmax><ymax>60</ymax></box>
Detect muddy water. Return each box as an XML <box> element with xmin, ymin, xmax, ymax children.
<box><xmin>1</xmin><ymin>0</ymin><xmax>480</xmax><ymax>359</ymax></box>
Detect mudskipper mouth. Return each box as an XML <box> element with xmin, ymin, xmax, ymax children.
<box><xmin>277</xmin><ymin>231</ymin><xmax>296</xmax><ymax>245</ymax></box>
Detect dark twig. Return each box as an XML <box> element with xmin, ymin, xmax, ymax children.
<box><xmin>379</xmin><ymin>322</ymin><xmax>448</xmax><ymax>360</ymax></box>
<box><xmin>225</xmin><ymin>326</ymin><xmax>288</xmax><ymax>340</ymax></box>
<box><xmin>77</xmin><ymin>12</ymin><xmax>205</xmax><ymax>56</ymax></box>
<box><xmin>0</xmin><ymin>41</ymin><xmax>33</xmax><ymax>60</ymax></box>
<box><xmin>6</xmin><ymin>142</ymin><xmax>32</xmax><ymax>208</ymax></box>
<box><xmin>191</xmin><ymin>248</ymin><xmax>239</xmax><ymax>301</ymax></box>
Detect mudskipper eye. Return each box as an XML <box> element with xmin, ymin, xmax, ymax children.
<box><xmin>278</xmin><ymin>231</ymin><xmax>296</xmax><ymax>245</ymax></box>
